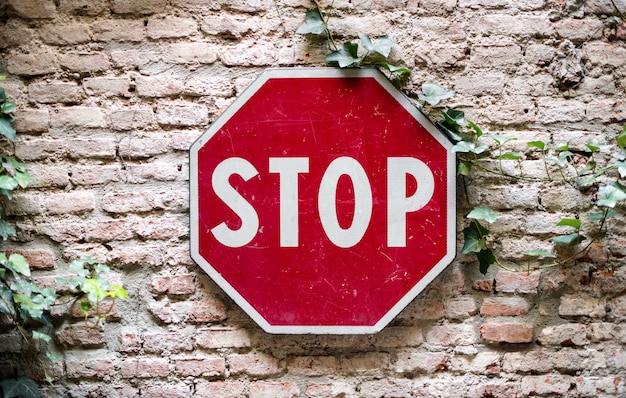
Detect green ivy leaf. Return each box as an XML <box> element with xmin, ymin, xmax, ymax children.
<box><xmin>597</xmin><ymin>183</ymin><xmax>626</xmax><ymax>208</ymax></box>
<box><xmin>109</xmin><ymin>284</ymin><xmax>128</xmax><ymax>299</ymax></box>
<box><xmin>436</xmin><ymin>121</ymin><xmax>462</xmax><ymax>142</ymax></box>
<box><xmin>556</xmin><ymin>217</ymin><xmax>581</xmax><ymax>230</ymax></box>
<box><xmin>617</xmin><ymin>127</ymin><xmax>626</xmax><ymax>148</ymax></box>
<box><xmin>457</xmin><ymin>161</ymin><xmax>472</xmax><ymax>176</ymax></box>
<box><xmin>477</xmin><ymin>248</ymin><xmax>496</xmax><ymax>275</ymax></box>
<box><xmin>0</xmin><ymin>174</ymin><xmax>18</xmax><ymax>191</ymax></box>
<box><xmin>296</xmin><ymin>9</ymin><xmax>326</xmax><ymax>35</ymax></box>
<box><xmin>462</xmin><ymin>221</ymin><xmax>489</xmax><ymax>254</ymax></box>
<box><xmin>378</xmin><ymin>63</ymin><xmax>411</xmax><ymax>74</ymax></box>
<box><xmin>552</xmin><ymin>142</ymin><xmax>570</xmax><ymax>151</ymax></box>
<box><xmin>526</xmin><ymin>249</ymin><xmax>557</xmax><ymax>258</ymax></box>
<box><xmin>452</xmin><ymin>141</ymin><xmax>488</xmax><ymax>155</ymax></box>
<box><xmin>443</xmin><ymin>108</ymin><xmax>467</xmax><ymax>127</ymax></box>
<box><xmin>467</xmin><ymin>206</ymin><xmax>500</xmax><ymax>224</ymax></box>
<box><xmin>80</xmin><ymin>300</ymin><xmax>92</xmax><ymax>315</ymax></box>
<box><xmin>418</xmin><ymin>83</ymin><xmax>455</xmax><ymax>106</ymax></box>
<box><xmin>467</xmin><ymin>120</ymin><xmax>483</xmax><ymax>137</ymax></box>
<box><xmin>485</xmin><ymin>134</ymin><xmax>516</xmax><ymax>146</ymax></box>
<box><xmin>588</xmin><ymin>209</ymin><xmax>618</xmax><ymax>221</ymax></box>
<box><xmin>553</xmin><ymin>233</ymin><xmax>586</xmax><ymax>246</ymax></box>
<box><xmin>14</xmin><ymin>171</ymin><xmax>33</xmax><ymax>188</ymax></box>
<box><xmin>0</xmin><ymin>118</ymin><xmax>16</xmax><ymax>142</ymax></box>
<box><xmin>325</xmin><ymin>42</ymin><xmax>360</xmax><ymax>67</ymax></box>
<box><xmin>0</xmin><ymin>376</ymin><xmax>42</xmax><ymax>398</ymax></box>
<box><xmin>0</xmin><ymin>219</ymin><xmax>16</xmax><ymax>240</ymax></box>
<box><xmin>1</xmin><ymin>100</ymin><xmax>15</xmax><ymax>114</ymax></box>
<box><xmin>0</xmin><ymin>286</ymin><xmax>16</xmax><ymax>316</ymax></box>
<box><xmin>527</xmin><ymin>141</ymin><xmax>547</xmax><ymax>151</ymax></box>
<box><xmin>83</xmin><ymin>278</ymin><xmax>107</xmax><ymax>302</ymax></box>
<box><xmin>32</xmin><ymin>330</ymin><xmax>52</xmax><ymax>343</ymax></box>
<box><xmin>499</xmin><ymin>152</ymin><xmax>522</xmax><ymax>160</ymax></box>
<box><xmin>359</xmin><ymin>34</ymin><xmax>395</xmax><ymax>57</ymax></box>
<box><xmin>585</xmin><ymin>139</ymin><xmax>610</xmax><ymax>153</ymax></box>
<box><xmin>8</xmin><ymin>254</ymin><xmax>30</xmax><ymax>277</ymax></box>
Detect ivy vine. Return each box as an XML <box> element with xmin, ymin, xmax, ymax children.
<box><xmin>297</xmin><ymin>4</ymin><xmax>626</xmax><ymax>274</ymax></box>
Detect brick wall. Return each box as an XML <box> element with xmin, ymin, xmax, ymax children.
<box><xmin>1</xmin><ymin>0</ymin><xmax>626</xmax><ymax>396</ymax></box>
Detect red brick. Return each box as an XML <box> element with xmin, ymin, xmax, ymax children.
<box><xmin>188</xmin><ymin>299</ymin><xmax>228</xmax><ymax>323</ymax></box>
<box><xmin>56</xmin><ymin>321</ymin><xmax>105</xmax><ymax>347</ymax></box>
<box><xmin>84</xmin><ymin>219</ymin><xmax>134</xmax><ymax>242</ymax></box>
<box><xmin>150</xmin><ymin>274</ymin><xmax>196</xmax><ymax>295</ymax></box>
<box><xmin>228</xmin><ymin>352</ymin><xmax>281</xmax><ymax>377</ymax></box>
<box><xmin>249</xmin><ymin>381</ymin><xmax>299</xmax><ymax>398</ymax></box>
<box><xmin>480</xmin><ymin>322</ymin><xmax>534</xmax><ymax>344</ymax></box>
<box><xmin>119</xmin><ymin>331</ymin><xmax>142</xmax><ymax>353</ymax></box>
<box><xmin>195</xmin><ymin>327</ymin><xmax>251</xmax><ymax>349</ymax></box>
<box><xmin>132</xmin><ymin>215</ymin><xmax>188</xmax><ymax>240</ymax></box>
<box><xmin>480</xmin><ymin>296</ymin><xmax>531</xmax><ymax>316</ymax></box>
<box><xmin>109</xmin><ymin>245</ymin><xmax>165</xmax><ymax>266</ymax></box>
<box><xmin>495</xmin><ymin>270</ymin><xmax>540</xmax><ymax>294</ymax></box>
<box><xmin>141</xmin><ymin>383</ymin><xmax>191</xmax><ymax>398</ymax></box>
<box><xmin>65</xmin><ymin>356</ymin><xmax>116</xmax><ymax>379</ymax></box>
<box><xmin>394</xmin><ymin>351</ymin><xmax>447</xmax><ymax>373</ymax></box>
<box><xmin>58</xmin><ymin>52</ymin><xmax>111</xmax><ymax>73</ymax></box>
<box><xmin>12</xmin><ymin>108</ymin><xmax>49</xmax><ymax>133</ymax></box>
<box><xmin>120</xmin><ymin>357</ymin><xmax>169</xmax><ymax>378</ymax></box>
<box><xmin>286</xmin><ymin>356</ymin><xmax>336</xmax><ymax>376</ymax></box>
<box><xmin>173</xmin><ymin>355</ymin><xmax>225</xmax><ymax>377</ymax></box>
<box><xmin>143</xmin><ymin>332</ymin><xmax>193</xmax><ymax>353</ymax></box>
<box><xmin>194</xmin><ymin>381</ymin><xmax>248</xmax><ymax>398</ymax></box>
<box><xmin>4</xmin><ymin>248</ymin><xmax>55</xmax><ymax>270</ymax></box>
<box><xmin>426</xmin><ymin>323</ymin><xmax>477</xmax><ymax>346</ymax></box>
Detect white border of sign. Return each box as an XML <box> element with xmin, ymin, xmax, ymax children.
<box><xmin>190</xmin><ymin>68</ymin><xmax>456</xmax><ymax>334</ymax></box>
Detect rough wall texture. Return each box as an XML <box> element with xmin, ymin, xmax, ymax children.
<box><xmin>1</xmin><ymin>0</ymin><xmax>626</xmax><ymax>396</ymax></box>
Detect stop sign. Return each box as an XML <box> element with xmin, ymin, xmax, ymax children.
<box><xmin>190</xmin><ymin>68</ymin><xmax>455</xmax><ymax>334</ymax></box>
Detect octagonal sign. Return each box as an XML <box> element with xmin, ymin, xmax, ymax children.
<box><xmin>190</xmin><ymin>68</ymin><xmax>455</xmax><ymax>334</ymax></box>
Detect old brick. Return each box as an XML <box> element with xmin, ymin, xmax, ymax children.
<box><xmin>143</xmin><ymin>332</ymin><xmax>193</xmax><ymax>354</ymax></box>
<box><xmin>194</xmin><ymin>381</ymin><xmax>248</xmax><ymax>398</ymax></box>
<box><xmin>448</xmin><ymin>352</ymin><xmax>501</xmax><ymax>375</ymax></box>
<box><xmin>120</xmin><ymin>357</ymin><xmax>169</xmax><ymax>378</ymax></box>
<box><xmin>65</xmin><ymin>355</ymin><xmax>116</xmax><ymax>378</ymax></box>
<box><xmin>195</xmin><ymin>327</ymin><xmax>251</xmax><ymax>349</ymax></box>
<box><xmin>583</xmin><ymin>42</ymin><xmax>626</xmax><ymax>68</ymax></box>
<box><xmin>125</xmin><ymin>163</ymin><xmax>182</xmax><ymax>184</ymax></box>
<box><xmin>67</xmin><ymin>137</ymin><xmax>117</xmax><ymax>159</ymax></box>
<box><xmin>109</xmin><ymin>107</ymin><xmax>158</xmax><ymax>130</ymax></box>
<box><xmin>249</xmin><ymin>381</ymin><xmax>299</xmax><ymax>398</ymax></box>
<box><xmin>371</xmin><ymin>326</ymin><xmax>424</xmax><ymax>347</ymax></box>
<box><xmin>56</xmin><ymin>322</ymin><xmax>105</xmax><ymax>347</ymax></box>
<box><xmin>101</xmin><ymin>191</ymin><xmax>159</xmax><ymax>213</ymax></box>
<box><xmin>117</xmin><ymin>134</ymin><xmax>170</xmax><ymax>158</ymax></box>
<box><xmin>70</xmin><ymin>165</ymin><xmax>121</xmax><ymax>185</ymax></box>
<box><xmin>109</xmin><ymin>245</ymin><xmax>165</xmax><ymax>266</ymax></box>
<box><xmin>150</xmin><ymin>273</ymin><xmax>196</xmax><ymax>295</ymax></box>
<box><xmin>399</xmin><ymin>296</ymin><xmax>445</xmax><ymax>321</ymax></box>
<box><xmin>136</xmin><ymin>75</ymin><xmax>184</xmax><ymax>97</ymax></box>
<box><xmin>220</xmin><ymin>41</ymin><xmax>278</xmax><ymax>66</ymax></box>
<box><xmin>7</xmin><ymin>52</ymin><xmax>57</xmax><ymax>76</ymax></box>
<box><xmin>394</xmin><ymin>351</ymin><xmax>447</xmax><ymax>373</ymax></box>
<box><xmin>12</xmin><ymin>108</ymin><xmax>49</xmax><ymax>133</ymax></box>
<box><xmin>576</xmin><ymin>376</ymin><xmax>625</xmax><ymax>396</ymax></box>
<box><xmin>495</xmin><ymin>270</ymin><xmax>540</xmax><ymax>294</ymax></box>
<box><xmin>110</xmin><ymin>49</ymin><xmax>162</xmax><ymax>70</ymax></box>
<box><xmin>4</xmin><ymin>248</ymin><xmax>55</xmax><ymax>270</ymax></box>
<box><xmin>57</xmin><ymin>0</ymin><xmax>109</xmax><ymax>16</ymax></box>
<box><xmin>589</xmin><ymin>322</ymin><xmax>626</xmax><ymax>342</ymax></box>
<box><xmin>58</xmin><ymin>52</ymin><xmax>110</xmax><ymax>73</ymax></box>
<box><xmin>286</xmin><ymin>356</ymin><xmax>336</xmax><ymax>376</ymax></box>
<box><xmin>520</xmin><ymin>375</ymin><xmax>572</xmax><ymax>396</ymax></box>
<box><xmin>156</xmin><ymin>103</ymin><xmax>209</xmax><ymax>126</ymax></box>
<box><xmin>119</xmin><ymin>331</ymin><xmax>142</xmax><ymax>353</ymax></box>
<box><xmin>83</xmin><ymin>77</ymin><xmax>131</xmax><ymax>97</ymax></box>
<box><xmin>339</xmin><ymin>352</ymin><xmax>390</xmax><ymax>373</ymax></box>
<box><xmin>111</xmin><ymin>0</ymin><xmax>168</xmax><ymax>14</ymax></box>
<box><xmin>28</xmin><ymin>82</ymin><xmax>83</xmax><ymax>104</ymax></box>
<box><xmin>480</xmin><ymin>322</ymin><xmax>534</xmax><ymax>344</ymax></box>
<box><xmin>426</xmin><ymin>323</ymin><xmax>478</xmax><ymax>346</ymax></box>
<box><xmin>141</xmin><ymin>383</ymin><xmax>191</xmax><ymax>398</ymax></box>
<box><xmin>470</xmin><ymin>44</ymin><xmax>523</xmax><ymax>69</ymax></box>
<box><xmin>473</xmin><ymin>15</ymin><xmax>554</xmax><ymax>37</ymax></box>
<box><xmin>559</xmin><ymin>294</ymin><xmax>606</xmax><ymax>317</ymax></box>
<box><xmin>228</xmin><ymin>352</ymin><xmax>281</xmax><ymax>377</ymax></box>
<box><xmin>148</xmin><ymin>16</ymin><xmax>198</xmax><ymax>38</ymax></box>
<box><xmin>502</xmin><ymin>350</ymin><xmax>554</xmax><ymax>373</ymax></box>
<box><xmin>538</xmin><ymin>323</ymin><xmax>588</xmax><ymax>346</ymax></box>
<box><xmin>201</xmin><ymin>15</ymin><xmax>254</xmax><ymax>39</ymax></box>
<box><xmin>84</xmin><ymin>219</ymin><xmax>134</xmax><ymax>242</ymax></box>
<box><xmin>7</xmin><ymin>0</ymin><xmax>57</xmax><ymax>19</ymax></box>
<box><xmin>480</xmin><ymin>296</ymin><xmax>531</xmax><ymax>316</ymax></box>
<box><xmin>43</xmin><ymin>191</ymin><xmax>94</xmax><ymax>215</ymax></box>
<box><xmin>50</xmin><ymin>107</ymin><xmax>106</xmax><ymax>128</ymax></box>
<box><xmin>174</xmin><ymin>355</ymin><xmax>225</xmax><ymax>377</ymax></box>
<box><xmin>166</xmin><ymin>42</ymin><xmax>218</xmax><ymax>64</ymax></box>
<box><xmin>40</xmin><ymin>23</ymin><xmax>91</xmax><ymax>45</ymax></box>
<box><xmin>467</xmin><ymin>382</ymin><xmax>519</xmax><ymax>398</ymax></box>
<box><xmin>183</xmin><ymin>76</ymin><xmax>234</xmax><ymax>97</ymax></box>
<box><xmin>188</xmin><ymin>299</ymin><xmax>228</xmax><ymax>323</ymax></box>
<box><xmin>472</xmin><ymin>279</ymin><xmax>494</xmax><ymax>292</ymax></box>
<box><xmin>91</xmin><ymin>19</ymin><xmax>146</xmax><ymax>42</ymax></box>
<box><xmin>553</xmin><ymin>347</ymin><xmax>606</xmax><ymax>372</ymax></box>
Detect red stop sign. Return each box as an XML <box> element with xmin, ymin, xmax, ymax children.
<box><xmin>190</xmin><ymin>68</ymin><xmax>455</xmax><ymax>334</ymax></box>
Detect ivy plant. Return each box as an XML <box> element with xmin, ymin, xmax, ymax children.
<box><xmin>296</xmin><ymin>6</ymin><xmax>626</xmax><ymax>274</ymax></box>
<box><xmin>0</xmin><ymin>78</ymin><xmax>128</xmax><ymax>394</ymax></box>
